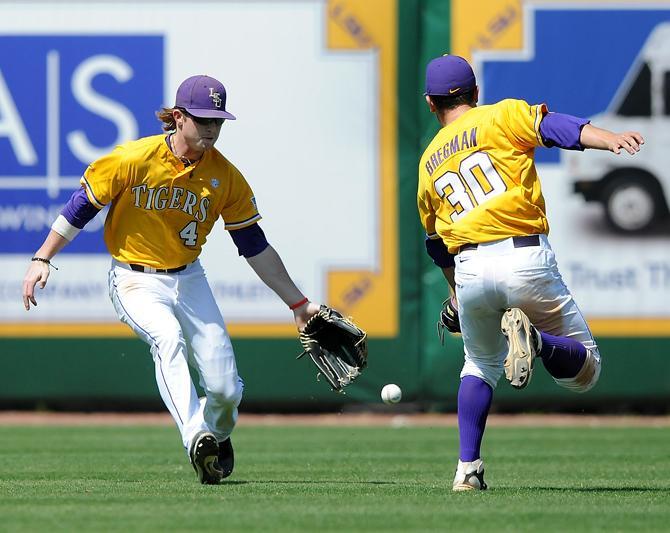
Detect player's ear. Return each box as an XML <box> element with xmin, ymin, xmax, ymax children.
<box><xmin>173</xmin><ymin>108</ymin><xmax>185</xmax><ymax>129</ymax></box>
<box><xmin>425</xmin><ymin>95</ymin><xmax>436</xmax><ymax>112</ymax></box>
<box><xmin>474</xmin><ymin>86</ymin><xmax>479</xmax><ymax>104</ymax></box>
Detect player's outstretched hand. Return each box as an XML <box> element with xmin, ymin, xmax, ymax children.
<box><xmin>607</xmin><ymin>131</ymin><xmax>644</xmax><ymax>155</ymax></box>
<box><xmin>293</xmin><ymin>300</ymin><xmax>321</xmax><ymax>332</ymax></box>
<box><xmin>580</xmin><ymin>124</ymin><xmax>645</xmax><ymax>155</ymax></box>
<box><xmin>22</xmin><ymin>261</ymin><xmax>51</xmax><ymax>310</ymax></box>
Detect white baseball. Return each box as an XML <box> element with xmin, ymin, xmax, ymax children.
<box><xmin>381</xmin><ymin>384</ymin><xmax>402</xmax><ymax>404</ymax></box>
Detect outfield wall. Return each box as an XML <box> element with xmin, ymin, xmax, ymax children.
<box><xmin>0</xmin><ymin>0</ymin><xmax>668</xmax><ymax>410</ymax></box>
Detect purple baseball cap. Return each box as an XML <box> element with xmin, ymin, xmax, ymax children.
<box><xmin>424</xmin><ymin>55</ymin><xmax>476</xmax><ymax>96</ymax></box>
<box><xmin>175</xmin><ymin>75</ymin><xmax>236</xmax><ymax>120</ymax></box>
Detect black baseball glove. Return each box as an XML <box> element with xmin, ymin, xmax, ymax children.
<box><xmin>437</xmin><ymin>296</ymin><xmax>460</xmax><ymax>344</ymax></box>
<box><xmin>298</xmin><ymin>305</ymin><xmax>368</xmax><ymax>392</ymax></box>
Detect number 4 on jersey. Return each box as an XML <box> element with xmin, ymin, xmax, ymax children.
<box><xmin>179</xmin><ymin>220</ymin><xmax>198</xmax><ymax>246</ymax></box>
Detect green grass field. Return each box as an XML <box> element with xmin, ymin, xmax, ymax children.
<box><xmin>0</xmin><ymin>423</ymin><xmax>668</xmax><ymax>532</ymax></box>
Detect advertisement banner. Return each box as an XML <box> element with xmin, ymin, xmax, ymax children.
<box><xmin>0</xmin><ymin>0</ymin><xmax>399</xmax><ymax>337</ymax></box>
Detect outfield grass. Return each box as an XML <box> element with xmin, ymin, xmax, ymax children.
<box><xmin>0</xmin><ymin>423</ymin><xmax>668</xmax><ymax>532</ymax></box>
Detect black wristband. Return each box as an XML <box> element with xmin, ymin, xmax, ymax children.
<box><xmin>31</xmin><ymin>257</ymin><xmax>58</xmax><ymax>270</ymax></box>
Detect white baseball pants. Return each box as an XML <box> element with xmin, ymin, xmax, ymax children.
<box><xmin>454</xmin><ymin>235</ymin><xmax>600</xmax><ymax>390</ymax></box>
<box><xmin>108</xmin><ymin>259</ymin><xmax>243</xmax><ymax>449</ymax></box>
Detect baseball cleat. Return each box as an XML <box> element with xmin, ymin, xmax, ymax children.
<box><xmin>218</xmin><ymin>438</ymin><xmax>234</xmax><ymax>479</ymax></box>
<box><xmin>189</xmin><ymin>431</ymin><xmax>223</xmax><ymax>485</ymax></box>
<box><xmin>452</xmin><ymin>459</ymin><xmax>487</xmax><ymax>491</ymax></box>
<box><xmin>501</xmin><ymin>308</ymin><xmax>539</xmax><ymax>389</ymax></box>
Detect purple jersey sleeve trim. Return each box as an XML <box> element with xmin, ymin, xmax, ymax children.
<box><xmin>425</xmin><ymin>235</ymin><xmax>455</xmax><ymax>268</ymax></box>
<box><xmin>229</xmin><ymin>222</ymin><xmax>270</xmax><ymax>258</ymax></box>
<box><xmin>539</xmin><ymin>112</ymin><xmax>590</xmax><ymax>151</ymax></box>
<box><xmin>61</xmin><ymin>187</ymin><xmax>101</xmax><ymax>229</ymax></box>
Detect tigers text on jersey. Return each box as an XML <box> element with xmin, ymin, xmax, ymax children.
<box><xmin>82</xmin><ymin>134</ymin><xmax>261</xmax><ymax>269</ymax></box>
<box><xmin>418</xmin><ymin>99</ymin><xmax>549</xmax><ymax>254</ymax></box>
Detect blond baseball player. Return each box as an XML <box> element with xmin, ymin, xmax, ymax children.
<box><xmin>418</xmin><ymin>55</ymin><xmax>644</xmax><ymax>491</ymax></box>
<box><xmin>22</xmin><ymin>75</ymin><xmax>320</xmax><ymax>485</ymax></box>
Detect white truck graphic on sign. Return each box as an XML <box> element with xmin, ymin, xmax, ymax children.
<box><xmin>568</xmin><ymin>23</ymin><xmax>670</xmax><ymax>232</ymax></box>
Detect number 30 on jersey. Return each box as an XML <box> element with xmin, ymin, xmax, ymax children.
<box><xmin>433</xmin><ymin>152</ymin><xmax>508</xmax><ymax>222</ymax></box>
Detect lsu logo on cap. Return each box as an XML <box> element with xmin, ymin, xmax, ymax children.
<box><xmin>209</xmin><ymin>87</ymin><xmax>222</xmax><ymax>108</ymax></box>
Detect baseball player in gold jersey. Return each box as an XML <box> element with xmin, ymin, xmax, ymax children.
<box><xmin>22</xmin><ymin>75</ymin><xmax>321</xmax><ymax>485</ymax></box>
<box><xmin>418</xmin><ymin>55</ymin><xmax>644</xmax><ymax>491</ymax></box>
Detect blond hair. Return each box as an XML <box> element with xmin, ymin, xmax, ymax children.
<box><xmin>156</xmin><ymin>107</ymin><xmax>178</xmax><ymax>132</ymax></box>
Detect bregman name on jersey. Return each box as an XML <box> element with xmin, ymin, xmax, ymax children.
<box><xmin>424</xmin><ymin>128</ymin><xmax>478</xmax><ymax>177</ymax></box>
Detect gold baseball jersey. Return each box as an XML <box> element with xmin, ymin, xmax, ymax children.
<box><xmin>418</xmin><ymin>99</ymin><xmax>549</xmax><ymax>253</ymax></box>
<box><xmin>82</xmin><ymin>134</ymin><xmax>261</xmax><ymax>268</ymax></box>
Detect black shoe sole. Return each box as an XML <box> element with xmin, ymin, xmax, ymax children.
<box><xmin>190</xmin><ymin>432</ymin><xmax>223</xmax><ymax>485</ymax></box>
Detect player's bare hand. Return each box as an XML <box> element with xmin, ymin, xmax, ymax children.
<box><xmin>22</xmin><ymin>261</ymin><xmax>51</xmax><ymax>310</ymax></box>
<box><xmin>609</xmin><ymin>131</ymin><xmax>644</xmax><ymax>155</ymax></box>
<box><xmin>293</xmin><ymin>301</ymin><xmax>321</xmax><ymax>332</ymax></box>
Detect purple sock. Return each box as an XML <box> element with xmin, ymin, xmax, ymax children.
<box><xmin>538</xmin><ymin>331</ymin><xmax>588</xmax><ymax>379</ymax></box>
<box><xmin>458</xmin><ymin>375</ymin><xmax>493</xmax><ymax>462</ymax></box>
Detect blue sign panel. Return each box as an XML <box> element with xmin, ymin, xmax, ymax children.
<box><xmin>0</xmin><ymin>35</ymin><xmax>164</xmax><ymax>253</ymax></box>
<box><xmin>481</xmin><ymin>9</ymin><xmax>670</xmax><ymax>163</ymax></box>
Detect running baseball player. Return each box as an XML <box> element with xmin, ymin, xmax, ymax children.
<box><xmin>22</xmin><ymin>75</ymin><xmax>321</xmax><ymax>485</ymax></box>
<box><xmin>418</xmin><ymin>55</ymin><xmax>644</xmax><ymax>491</ymax></box>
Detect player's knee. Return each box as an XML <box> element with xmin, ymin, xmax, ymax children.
<box><xmin>555</xmin><ymin>348</ymin><xmax>601</xmax><ymax>393</ymax></box>
<box><xmin>207</xmin><ymin>374</ymin><xmax>243</xmax><ymax>405</ymax></box>
<box><xmin>460</xmin><ymin>360</ymin><xmax>504</xmax><ymax>389</ymax></box>
<box><xmin>150</xmin><ymin>333</ymin><xmax>186</xmax><ymax>361</ymax></box>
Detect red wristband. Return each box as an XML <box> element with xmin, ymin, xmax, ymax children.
<box><xmin>289</xmin><ymin>297</ymin><xmax>308</xmax><ymax>310</ymax></box>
